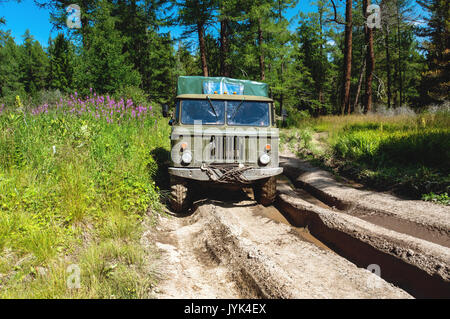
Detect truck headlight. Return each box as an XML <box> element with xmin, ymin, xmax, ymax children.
<box><xmin>181</xmin><ymin>151</ymin><xmax>192</xmax><ymax>164</ymax></box>
<box><xmin>259</xmin><ymin>153</ymin><xmax>271</xmax><ymax>165</ymax></box>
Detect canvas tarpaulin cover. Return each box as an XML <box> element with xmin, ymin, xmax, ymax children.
<box><xmin>177</xmin><ymin>76</ymin><xmax>268</xmax><ymax>97</ymax></box>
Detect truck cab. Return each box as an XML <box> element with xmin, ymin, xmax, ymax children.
<box><xmin>166</xmin><ymin>76</ymin><xmax>283</xmax><ymax>213</ymax></box>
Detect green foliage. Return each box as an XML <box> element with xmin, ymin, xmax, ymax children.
<box><xmin>333</xmin><ymin>119</ymin><xmax>450</xmax><ymax>171</ymax></box>
<box><xmin>113</xmin><ymin>86</ymin><xmax>148</xmax><ymax>107</ymax></box>
<box><xmin>422</xmin><ymin>192</ymin><xmax>449</xmax><ymax>206</ymax></box>
<box><xmin>142</xmin><ymin>32</ymin><xmax>176</xmax><ymax>103</ymax></box>
<box><xmin>280</xmin><ymin>127</ymin><xmax>314</xmax><ymax>154</ymax></box>
<box><xmin>0</xmin><ymin>95</ymin><xmax>171</xmax><ymax>297</ymax></box>
<box><xmin>416</xmin><ymin>0</ymin><xmax>450</xmax><ymax>102</ymax></box>
<box><xmin>75</xmin><ymin>0</ymin><xmax>141</xmax><ymax>95</ymax></box>
<box><xmin>177</xmin><ymin>0</ymin><xmax>216</xmax><ymax>35</ymax></box>
<box><xmin>18</xmin><ymin>30</ymin><xmax>49</xmax><ymax>96</ymax></box>
<box><xmin>0</xmin><ymin>31</ymin><xmax>24</xmax><ymax>104</ymax></box>
<box><xmin>48</xmin><ymin>33</ymin><xmax>75</xmax><ymax>93</ymax></box>
<box><xmin>292</xmin><ymin>113</ymin><xmax>450</xmax><ymax>199</ymax></box>
<box><xmin>175</xmin><ymin>42</ymin><xmax>201</xmax><ymax>77</ymax></box>
<box><xmin>284</xmin><ymin>108</ymin><xmax>311</xmax><ymax>127</ymax></box>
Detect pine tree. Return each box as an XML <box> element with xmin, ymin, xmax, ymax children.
<box><xmin>40</xmin><ymin>0</ymin><xmax>96</xmax><ymax>49</ymax></box>
<box><xmin>417</xmin><ymin>0</ymin><xmax>450</xmax><ymax>102</ymax></box>
<box><xmin>175</xmin><ymin>41</ymin><xmax>201</xmax><ymax>76</ymax></box>
<box><xmin>76</xmin><ymin>0</ymin><xmax>141</xmax><ymax>94</ymax></box>
<box><xmin>48</xmin><ymin>33</ymin><xmax>74</xmax><ymax>92</ymax></box>
<box><xmin>0</xmin><ymin>30</ymin><xmax>24</xmax><ymax>101</ymax></box>
<box><xmin>142</xmin><ymin>32</ymin><xmax>176</xmax><ymax>102</ymax></box>
<box><xmin>297</xmin><ymin>8</ymin><xmax>330</xmax><ymax>113</ymax></box>
<box><xmin>176</xmin><ymin>0</ymin><xmax>216</xmax><ymax>77</ymax></box>
<box><xmin>19</xmin><ymin>30</ymin><xmax>49</xmax><ymax>95</ymax></box>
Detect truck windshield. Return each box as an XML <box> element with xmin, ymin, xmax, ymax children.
<box><xmin>180</xmin><ymin>99</ymin><xmax>270</xmax><ymax>126</ymax></box>
<box><xmin>181</xmin><ymin>99</ymin><xmax>225</xmax><ymax>125</ymax></box>
<box><xmin>227</xmin><ymin>101</ymin><xmax>270</xmax><ymax>126</ymax></box>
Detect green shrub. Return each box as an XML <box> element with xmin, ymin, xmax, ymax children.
<box><xmin>285</xmin><ymin>108</ymin><xmax>311</xmax><ymax>128</ymax></box>
<box><xmin>283</xmin><ymin>112</ymin><xmax>450</xmax><ymax>200</ymax></box>
<box><xmin>0</xmin><ymin>93</ymin><xmax>170</xmax><ymax>297</ymax></box>
<box><xmin>113</xmin><ymin>86</ymin><xmax>149</xmax><ymax>107</ymax></box>
<box><xmin>422</xmin><ymin>192</ymin><xmax>449</xmax><ymax>205</ymax></box>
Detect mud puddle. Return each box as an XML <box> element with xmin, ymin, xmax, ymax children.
<box><xmin>280</xmin><ymin>159</ymin><xmax>450</xmax><ymax>249</ymax></box>
<box><xmin>249</xmin><ymin>203</ymin><xmax>331</xmax><ymax>251</ymax></box>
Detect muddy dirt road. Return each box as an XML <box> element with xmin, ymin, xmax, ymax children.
<box><xmin>149</xmin><ymin>190</ymin><xmax>409</xmax><ymax>298</ymax></box>
<box><xmin>147</xmin><ymin>156</ymin><xmax>449</xmax><ymax>299</ymax></box>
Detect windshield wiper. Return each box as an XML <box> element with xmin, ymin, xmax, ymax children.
<box><xmin>206</xmin><ymin>96</ymin><xmax>219</xmax><ymax>120</ymax></box>
<box><xmin>230</xmin><ymin>97</ymin><xmax>246</xmax><ymax>120</ymax></box>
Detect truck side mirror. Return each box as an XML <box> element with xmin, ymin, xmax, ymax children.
<box><xmin>168</xmin><ymin>119</ymin><xmax>174</xmax><ymax>126</ymax></box>
<box><xmin>162</xmin><ymin>104</ymin><xmax>169</xmax><ymax>118</ymax></box>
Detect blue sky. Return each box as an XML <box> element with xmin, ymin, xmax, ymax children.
<box><xmin>0</xmin><ymin>0</ymin><xmax>426</xmax><ymax>48</ymax></box>
<box><xmin>0</xmin><ymin>0</ymin><xmax>316</xmax><ymax>47</ymax></box>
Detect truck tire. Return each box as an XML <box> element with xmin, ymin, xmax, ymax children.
<box><xmin>170</xmin><ymin>176</ymin><xmax>191</xmax><ymax>214</ymax></box>
<box><xmin>253</xmin><ymin>176</ymin><xmax>277</xmax><ymax>206</ymax></box>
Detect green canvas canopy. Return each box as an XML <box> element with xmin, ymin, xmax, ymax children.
<box><xmin>177</xmin><ymin>76</ymin><xmax>269</xmax><ymax>97</ymax></box>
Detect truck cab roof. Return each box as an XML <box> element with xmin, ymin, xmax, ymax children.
<box><xmin>176</xmin><ymin>94</ymin><xmax>273</xmax><ymax>102</ymax></box>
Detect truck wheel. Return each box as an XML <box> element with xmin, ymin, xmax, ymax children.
<box><xmin>170</xmin><ymin>176</ymin><xmax>191</xmax><ymax>214</ymax></box>
<box><xmin>253</xmin><ymin>176</ymin><xmax>277</xmax><ymax>206</ymax></box>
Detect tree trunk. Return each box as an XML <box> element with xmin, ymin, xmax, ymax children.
<box><xmin>353</xmin><ymin>57</ymin><xmax>366</xmax><ymax>112</ymax></box>
<box><xmin>318</xmin><ymin>2</ymin><xmax>324</xmax><ymax>109</ymax></box>
<box><xmin>198</xmin><ymin>22</ymin><xmax>208</xmax><ymax>77</ymax></box>
<box><xmin>385</xmin><ymin>26</ymin><xmax>392</xmax><ymax>108</ymax></box>
<box><xmin>363</xmin><ymin>0</ymin><xmax>375</xmax><ymax>113</ymax></box>
<box><xmin>258</xmin><ymin>18</ymin><xmax>265</xmax><ymax>81</ymax></box>
<box><xmin>220</xmin><ymin>19</ymin><xmax>230</xmax><ymax>77</ymax></box>
<box><xmin>280</xmin><ymin>60</ymin><xmax>284</xmax><ymax>119</ymax></box>
<box><xmin>341</xmin><ymin>0</ymin><xmax>353</xmax><ymax>115</ymax></box>
<box><xmin>396</xmin><ymin>7</ymin><xmax>403</xmax><ymax>106</ymax></box>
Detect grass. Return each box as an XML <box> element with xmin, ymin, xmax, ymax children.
<box><xmin>422</xmin><ymin>192</ymin><xmax>449</xmax><ymax>206</ymax></box>
<box><xmin>280</xmin><ymin>108</ymin><xmax>450</xmax><ymax>202</ymax></box>
<box><xmin>0</xmin><ymin>93</ymin><xmax>171</xmax><ymax>298</ymax></box>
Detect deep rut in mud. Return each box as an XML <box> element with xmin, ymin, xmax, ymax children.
<box><xmin>150</xmin><ymin>184</ymin><xmax>419</xmax><ymax>299</ymax></box>
<box><xmin>280</xmin><ymin>156</ymin><xmax>450</xmax><ymax>249</ymax></box>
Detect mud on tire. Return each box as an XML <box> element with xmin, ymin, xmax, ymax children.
<box><xmin>170</xmin><ymin>176</ymin><xmax>191</xmax><ymax>214</ymax></box>
<box><xmin>253</xmin><ymin>176</ymin><xmax>277</xmax><ymax>206</ymax></box>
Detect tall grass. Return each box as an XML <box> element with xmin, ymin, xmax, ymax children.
<box><xmin>0</xmin><ymin>92</ymin><xmax>170</xmax><ymax>297</ymax></box>
<box><xmin>282</xmin><ymin>105</ymin><xmax>450</xmax><ymax>200</ymax></box>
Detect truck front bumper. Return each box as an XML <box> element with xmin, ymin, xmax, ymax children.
<box><xmin>168</xmin><ymin>166</ymin><xmax>283</xmax><ymax>182</ymax></box>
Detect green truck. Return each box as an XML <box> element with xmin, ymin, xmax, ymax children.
<box><xmin>164</xmin><ymin>76</ymin><xmax>283</xmax><ymax>213</ymax></box>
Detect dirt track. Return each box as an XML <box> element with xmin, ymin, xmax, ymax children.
<box><xmin>149</xmin><ymin>190</ymin><xmax>411</xmax><ymax>298</ymax></box>
<box><xmin>147</xmin><ymin>155</ymin><xmax>449</xmax><ymax>299</ymax></box>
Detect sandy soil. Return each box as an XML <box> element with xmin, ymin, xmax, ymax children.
<box><xmin>143</xmin><ymin>152</ymin><xmax>450</xmax><ymax>299</ymax></box>
<box><xmin>149</xmin><ymin>191</ymin><xmax>411</xmax><ymax>299</ymax></box>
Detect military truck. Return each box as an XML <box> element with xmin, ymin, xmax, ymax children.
<box><xmin>164</xmin><ymin>76</ymin><xmax>283</xmax><ymax>213</ymax></box>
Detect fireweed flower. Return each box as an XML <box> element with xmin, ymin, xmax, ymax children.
<box><xmin>17</xmin><ymin>91</ymin><xmax>155</xmax><ymax>124</ymax></box>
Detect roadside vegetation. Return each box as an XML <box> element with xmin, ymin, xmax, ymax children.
<box><xmin>280</xmin><ymin>104</ymin><xmax>450</xmax><ymax>204</ymax></box>
<box><xmin>0</xmin><ymin>92</ymin><xmax>170</xmax><ymax>297</ymax></box>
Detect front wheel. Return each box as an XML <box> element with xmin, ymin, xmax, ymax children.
<box><xmin>253</xmin><ymin>176</ymin><xmax>277</xmax><ymax>206</ymax></box>
<box><xmin>169</xmin><ymin>176</ymin><xmax>191</xmax><ymax>214</ymax></box>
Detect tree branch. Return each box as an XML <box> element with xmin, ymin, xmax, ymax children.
<box><xmin>324</xmin><ymin>0</ymin><xmax>346</xmax><ymax>25</ymax></box>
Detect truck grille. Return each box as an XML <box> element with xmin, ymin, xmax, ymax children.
<box><xmin>206</xmin><ymin>135</ymin><xmax>271</xmax><ymax>164</ymax></box>
<box><xmin>209</xmin><ymin>135</ymin><xmax>246</xmax><ymax>162</ymax></box>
